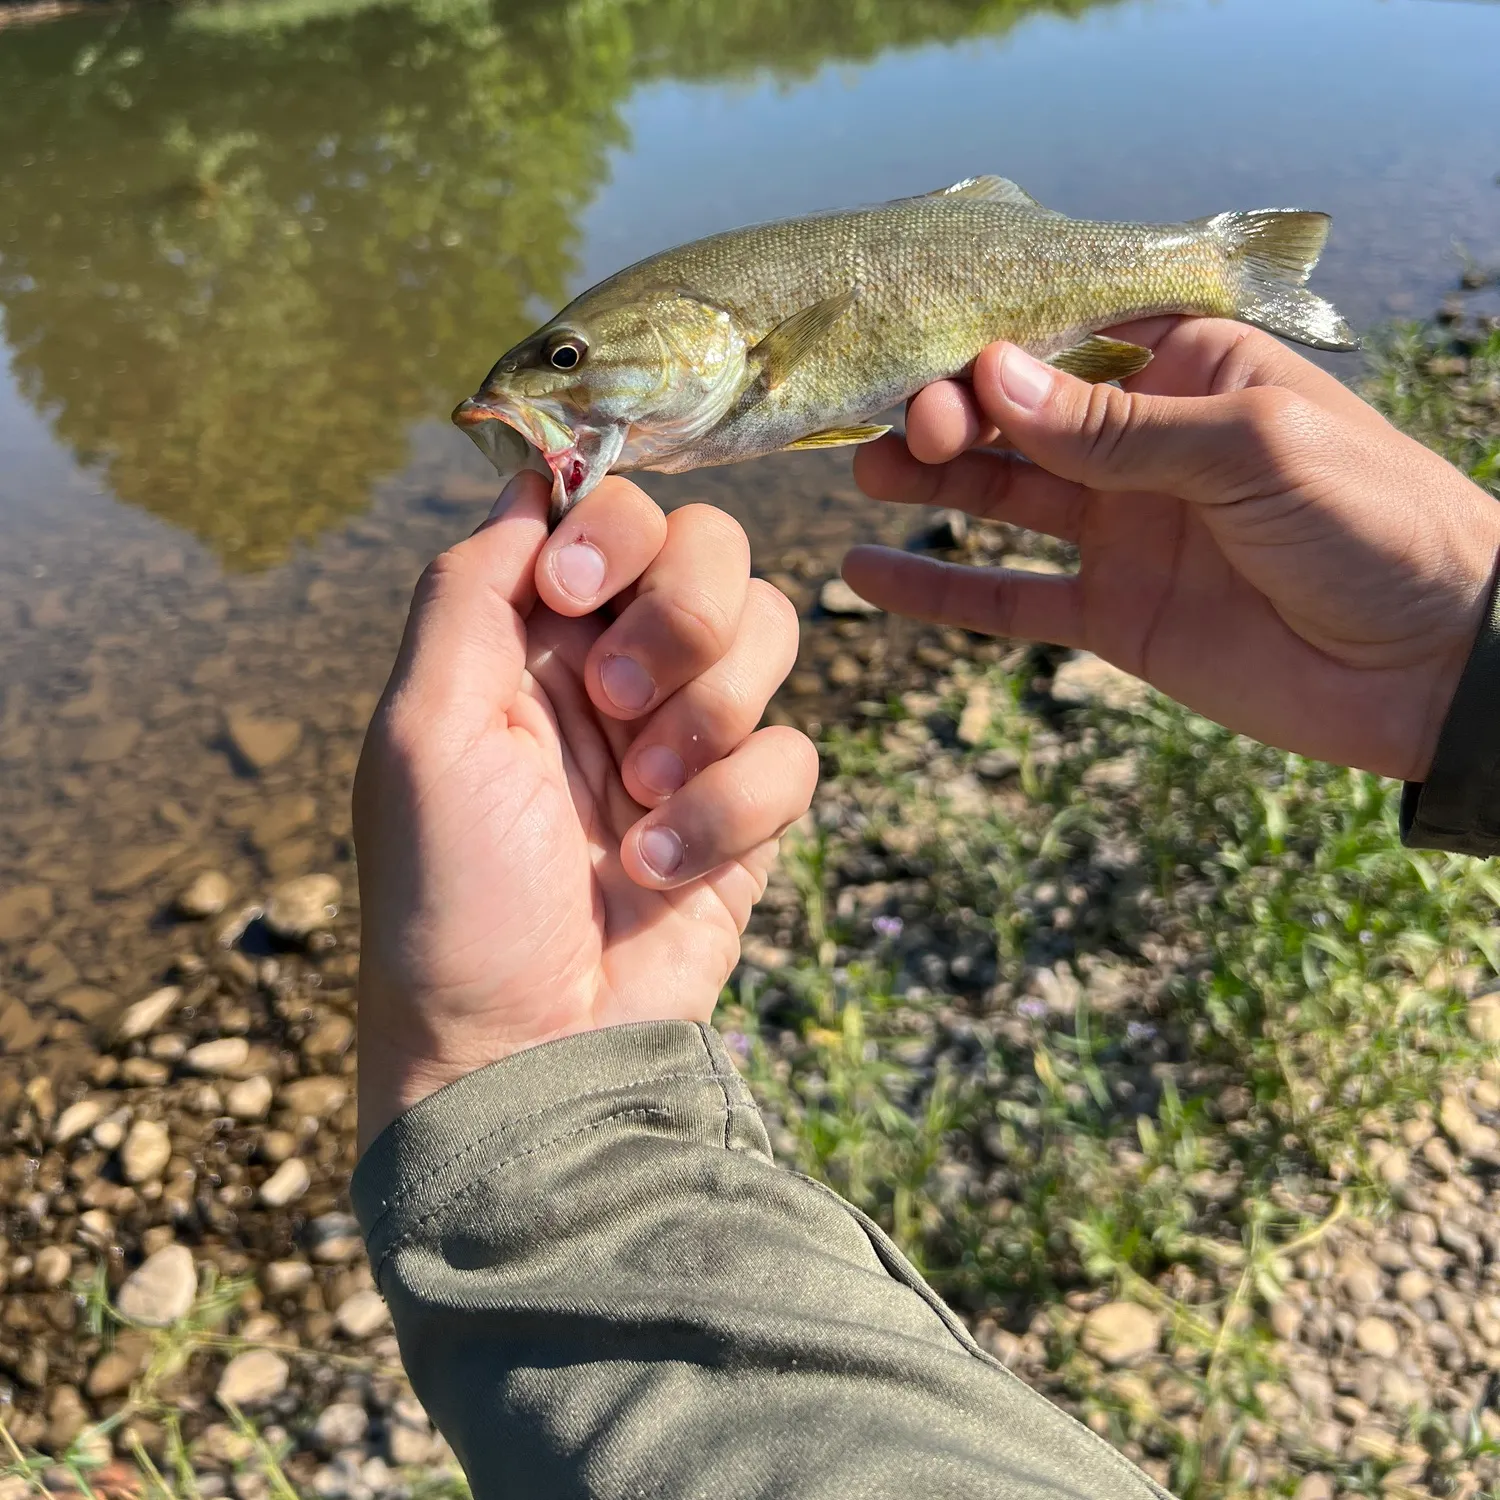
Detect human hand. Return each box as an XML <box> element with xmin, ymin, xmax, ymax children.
<box><xmin>352</xmin><ymin>473</ymin><xmax>815</xmax><ymax>1149</ymax></box>
<box><xmin>845</xmin><ymin>319</ymin><xmax>1500</xmax><ymax>783</ymax></box>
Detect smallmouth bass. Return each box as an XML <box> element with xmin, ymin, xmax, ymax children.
<box><xmin>454</xmin><ymin>175</ymin><xmax>1357</xmax><ymax>523</ymax></box>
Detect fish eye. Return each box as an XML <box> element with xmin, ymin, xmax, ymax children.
<box><xmin>547</xmin><ymin>335</ymin><xmax>586</xmax><ymax>371</ymax></box>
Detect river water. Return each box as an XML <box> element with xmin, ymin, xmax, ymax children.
<box><xmin>0</xmin><ymin>0</ymin><xmax>1497</xmax><ymax>1063</ymax></box>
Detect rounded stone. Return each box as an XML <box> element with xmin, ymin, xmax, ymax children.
<box><xmin>334</xmin><ymin>1289</ymin><xmax>391</xmax><ymax>1339</ymax></box>
<box><xmin>313</xmin><ymin>1402</ymin><xmax>369</xmax><ymax>1453</ymax></box>
<box><xmin>183</xmin><ymin>1037</ymin><xmax>250</xmax><ymax>1075</ymax></box>
<box><xmin>114</xmin><ymin>986</ymin><xmax>183</xmax><ymax>1043</ymax></box>
<box><xmin>259</xmin><ymin>1158</ymin><xmax>311</xmax><ymax>1208</ymax></box>
<box><xmin>53</xmin><ymin>1096</ymin><xmax>107</xmax><ymax>1145</ymax></box>
<box><xmin>117</xmin><ymin>1244</ymin><xmax>197</xmax><ymax>1327</ymax></box>
<box><xmin>818</xmin><ymin>578</ymin><xmax>880</xmax><ymax>616</ymax></box>
<box><xmin>121</xmin><ymin>1119</ymin><xmax>172</xmax><ymax>1184</ymax></box>
<box><xmin>225</xmin><ymin>1075</ymin><xmax>275</xmax><ymax>1121</ymax></box>
<box><xmin>1080</xmin><ymin>1302</ymin><xmax>1162</xmax><ymax>1366</ymax></box>
<box><xmin>216</xmin><ymin>1349</ymin><xmax>289</xmax><ymax>1408</ymax></box>
<box><xmin>176</xmin><ymin>871</ymin><xmax>233</xmax><ymax>920</ymax></box>
<box><xmin>1354</xmin><ymin>1316</ymin><xmax>1401</xmax><ymax>1360</ymax></box>
<box><xmin>35</xmin><ymin>1245</ymin><xmax>72</xmax><ymax>1289</ymax></box>
<box><xmin>265</xmin><ymin>874</ymin><xmax>342</xmax><ymax>940</ymax></box>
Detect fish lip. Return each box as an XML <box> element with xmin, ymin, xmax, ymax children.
<box><xmin>451</xmin><ymin>394</ymin><xmax>571</xmax><ymax>459</ymax></box>
<box><xmin>452</xmin><ymin>393</ymin><xmax>581</xmax><ymax>524</ymax></box>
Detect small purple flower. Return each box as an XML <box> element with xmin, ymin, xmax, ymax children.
<box><xmin>1125</xmin><ymin>1021</ymin><xmax>1158</xmax><ymax>1047</ymax></box>
<box><xmin>1017</xmin><ymin>997</ymin><xmax>1048</xmax><ymax>1021</ymax></box>
<box><xmin>723</xmin><ymin>1030</ymin><xmax>752</xmax><ymax>1059</ymax></box>
<box><xmin>872</xmin><ymin>914</ymin><xmax>904</xmax><ymax>940</ymax></box>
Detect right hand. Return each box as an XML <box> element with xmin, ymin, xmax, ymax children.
<box><xmin>845</xmin><ymin>319</ymin><xmax>1500</xmax><ymax>783</ymax></box>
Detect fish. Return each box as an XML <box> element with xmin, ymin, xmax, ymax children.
<box><xmin>453</xmin><ymin>175</ymin><xmax>1358</xmax><ymax>525</ymax></box>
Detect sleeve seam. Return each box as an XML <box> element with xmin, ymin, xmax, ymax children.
<box><xmin>370</xmin><ymin>1105</ymin><xmax>672</xmax><ymax>1280</ymax></box>
<box><xmin>361</xmin><ymin>1065</ymin><xmax>753</xmax><ymax>1240</ymax></box>
<box><xmin>696</xmin><ymin>1023</ymin><xmax>735</xmax><ymax>1151</ymax></box>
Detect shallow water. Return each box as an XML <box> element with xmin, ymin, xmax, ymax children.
<box><xmin>0</xmin><ymin>0</ymin><xmax>1497</xmax><ymax>1058</ymax></box>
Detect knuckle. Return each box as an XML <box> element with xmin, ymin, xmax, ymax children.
<box><xmin>747</xmin><ymin>579</ymin><xmax>801</xmax><ymax>662</ymax></box>
<box><xmin>1076</xmin><ymin>382</ymin><xmax>1137</xmax><ymax>468</ymax></box>
<box><xmin>1231</xmin><ymin>386</ymin><xmax>1321</xmax><ymax>488</ymax></box>
<box><xmin>674</xmin><ymin>503</ymin><xmax>751</xmax><ymax>563</ymax></box>
<box><xmin>664</xmin><ymin>588</ymin><xmax>736</xmax><ymax>662</ymax></box>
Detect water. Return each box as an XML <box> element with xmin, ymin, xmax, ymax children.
<box><xmin>0</xmin><ymin>0</ymin><xmax>1497</xmax><ymax>1058</ymax></box>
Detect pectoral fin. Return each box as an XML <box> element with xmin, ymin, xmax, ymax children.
<box><xmin>783</xmin><ymin>423</ymin><xmax>891</xmax><ymax>451</ymax></box>
<box><xmin>1047</xmin><ymin>335</ymin><xmax>1154</xmax><ymax>383</ymax></box>
<box><xmin>751</xmin><ymin>290</ymin><xmax>859</xmax><ymax>390</ymax></box>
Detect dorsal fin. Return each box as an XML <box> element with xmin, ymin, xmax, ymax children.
<box><xmin>926</xmin><ymin>175</ymin><xmax>1063</xmax><ymax>215</ymax></box>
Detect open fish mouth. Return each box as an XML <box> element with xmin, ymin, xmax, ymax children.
<box><xmin>452</xmin><ymin>395</ymin><xmax>623</xmax><ymax>526</ymax></box>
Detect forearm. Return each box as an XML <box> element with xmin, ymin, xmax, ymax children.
<box><xmin>353</xmin><ymin>1020</ymin><xmax>1165</xmax><ymax>1500</ymax></box>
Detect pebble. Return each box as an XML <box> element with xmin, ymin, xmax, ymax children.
<box><xmin>114</xmin><ymin>985</ymin><xmax>183</xmax><ymax>1042</ymax></box>
<box><xmin>313</xmin><ymin>1402</ymin><xmax>369</xmax><ymax>1453</ymax></box>
<box><xmin>1468</xmin><ymin>994</ymin><xmax>1500</xmax><ymax>1043</ymax></box>
<box><xmin>1050</xmin><ymin>653</ymin><xmax>1147</xmax><ymax>710</ymax></box>
<box><xmin>176</xmin><ymin>870</ymin><xmax>233</xmax><ymax>919</ymax></box>
<box><xmin>262</xmin><ymin>1260</ymin><xmax>314</xmax><ymax>1297</ymax></box>
<box><xmin>86</xmin><ymin>1348</ymin><xmax>141</xmax><ymax>1400</ymax></box>
<box><xmin>34</xmin><ymin>1245</ymin><xmax>72</xmax><ymax>1289</ymax></box>
<box><xmin>386</xmin><ymin>1397</ymin><xmax>434</xmax><ymax>1466</ymax></box>
<box><xmin>279</xmin><ymin>1076</ymin><xmax>348</xmax><ymax>1119</ymax></box>
<box><xmin>0</xmin><ymin>883</ymin><xmax>54</xmax><ymax>943</ymax></box>
<box><xmin>184</xmin><ymin>1037</ymin><xmax>251</xmax><ymax>1075</ymax></box>
<box><xmin>1080</xmin><ymin>1302</ymin><xmax>1161</xmax><ymax>1366</ymax></box>
<box><xmin>1294</xmin><ymin>1476</ymin><xmax>1334</xmax><ymax>1500</ymax></box>
<box><xmin>1353</xmin><ymin>1316</ymin><xmax>1401</xmax><ymax>1359</ymax></box>
<box><xmin>53</xmin><ymin>1096</ymin><xmax>107</xmax><ymax>1144</ymax></box>
<box><xmin>265</xmin><ymin>874</ymin><xmax>342</xmax><ymax>940</ymax></box>
<box><xmin>224</xmin><ymin>710</ymin><xmax>302</xmax><ymax>773</ymax></box>
<box><xmin>308</xmin><ymin>1212</ymin><xmax>364</xmax><ymax>1265</ymax></box>
<box><xmin>1397</xmin><ymin>1269</ymin><xmax>1435</xmax><ymax>1304</ymax></box>
<box><xmin>216</xmin><ymin>1349</ymin><xmax>289</xmax><ymax>1408</ymax></box>
<box><xmin>334</xmin><ymin>1289</ymin><xmax>391</xmax><ymax>1339</ymax></box>
<box><xmin>117</xmin><ymin>1244</ymin><xmax>197</xmax><ymax>1326</ymax></box>
<box><xmin>259</xmin><ymin>1158</ymin><xmax>312</xmax><ymax>1208</ymax></box>
<box><xmin>226</xmin><ymin>1075</ymin><xmax>275</xmax><ymax>1121</ymax></box>
<box><xmin>121</xmin><ymin>1118</ymin><xmax>172</xmax><ymax>1183</ymax></box>
<box><xmin>818</xmin><ymin>578</ymin><xmax>880</xmax><ymax>616</ymax></box>
<box><xmin>113</xmin><ymin>1098</ymin><xmax>154</xmax><ymax>1142</ymax></box>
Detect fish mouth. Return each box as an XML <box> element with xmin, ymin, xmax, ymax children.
<box><xmin>452</xmin><ymin>394</ymin><xmax>623</xmax><ymax>527</ymax></box>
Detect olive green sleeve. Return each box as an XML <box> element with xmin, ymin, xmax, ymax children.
<box><xmin>350</xmin><ymin>1020</ymin><xmax>1167</xmax><ymax>1500</ymax></box>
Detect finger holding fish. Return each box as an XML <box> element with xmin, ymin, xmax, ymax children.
<box><xmin>583</xmin><ymin>504</ymin><xmax>752</xmax><ymax>721</ymax></box>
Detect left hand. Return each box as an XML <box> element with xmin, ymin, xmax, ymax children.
<box><xmin>352</xmin><ymin>472</ymin><xmax>814</xmax><ymax>1150</ymax></box>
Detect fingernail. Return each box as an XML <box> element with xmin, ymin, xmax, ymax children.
<box><xmin>639</xmin><ymin>825</ymin><xmax>683</xmax><ymax>878</ymax></box>
<box><xmin>552</xmin><ymin>540</ymin><xmax>607</xmax><ymax>602</ymax></box>
<box><xmin>636</xmin><ymin>744</ymin><xmax>686</xmax><ymax>796</ymax></box>
<box><xmin>997</xmin><ymin>345</ymin><xmax>1055</xmax><ymax>410</ymax></box>
<box><xmin>486</xmin><ymin>472</ymin><xmax>528</xmax><ymax>522</ymax></box>
<box><xmin>601</xmin><ymin>654</ymin><xmax>654</xmax><ymax>712</ymax></box>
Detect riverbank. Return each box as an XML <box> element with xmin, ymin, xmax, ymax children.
<box><xmin>1</xmin><ymin>285</ymin><xmax>1499</xmax><ymax>1499</ymax></box>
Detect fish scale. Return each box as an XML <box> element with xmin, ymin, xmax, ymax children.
<box><xmin>454</xmin><ymin>176</ymin><xmax>1357</xmax><ymax>522</ymax></box>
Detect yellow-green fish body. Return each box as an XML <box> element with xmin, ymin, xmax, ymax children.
<box><xmin>455</xmin><ymin>176</ymin><xmax>1357</xmax><ymax>521</ymax></box>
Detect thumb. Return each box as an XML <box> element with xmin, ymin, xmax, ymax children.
<box><xmin>971</xmin><ymin>341</ymin><xmax>1316</xmax><ymax>506</ymax></box>
<box><xmin>382</xmin><ymin>470</ymin><xmax>551</xmax><ymax>731</ymax></box>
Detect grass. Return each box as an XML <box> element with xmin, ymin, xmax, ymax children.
<box><xmin>0</xmin><ymin>1269</ymin><xmax>471</xmax><ymax>1500</ymax></box>
<box><xmin>723</xmin><ymin>644</ymin><xmax>1500</xmax><ymax>1495</ymax></box>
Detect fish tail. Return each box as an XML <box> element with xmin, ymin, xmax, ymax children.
<box><xmin>1209</xmin><ymin>209</ymin><xmax>1359</xmax><ymax>352</ymax></box>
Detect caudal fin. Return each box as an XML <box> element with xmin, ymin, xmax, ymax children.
<box><xmin>1209</xmin><ymin>209</ymin><xmax>1359</xmax><ymax>352</ymax></box>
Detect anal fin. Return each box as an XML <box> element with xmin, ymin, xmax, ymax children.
<box><xmin>783</xmin><ymin>423</ymin><xmax>891</xmax><ymax>451</ymax></box>
<box><xmin>1047</xmin><ymin>335</ymin><xmax>1154</xmax><ymax>383</ymax></box>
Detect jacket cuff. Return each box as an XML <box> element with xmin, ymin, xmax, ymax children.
<box><xmin>1402</xmin><ymin>553</ymin><xmax>1500</xmax><ymax>857</ymax></box>
<box><xmin>350</xmin><ymin>1020</ymin><xmax>765</xmax><ymax>1274</ymax></box>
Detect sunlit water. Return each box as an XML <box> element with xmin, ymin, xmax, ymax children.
<box><xmin>0</xmin><ymin>0</ymin><xmax>1496</xmax><ymax>1054</ymax></box>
